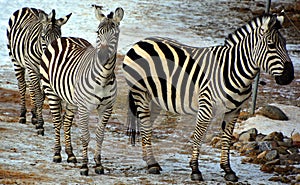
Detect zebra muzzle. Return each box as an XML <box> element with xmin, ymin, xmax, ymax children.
<box><xmin>275</xmin><ymin>62</ymin><xmax>294</xmax><ymax>85</ymax></box>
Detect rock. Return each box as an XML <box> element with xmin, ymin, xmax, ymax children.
<box><xmin>258</xmin><ymin>141</ymin><xmax>277</xmax><ymax>152</ymax></box>
<box><xmin>261</xmin><ymin>164</ymin><xmax>274</xmax><ymax>173</ymax></box>
<box><xmin>296</xmin><ymin>174</ymin><xmax>300</xmax><ymax>182</ymax></box>
<box><xmin>291</xmin><ymin>132</ymin><xmax>300</xmax><ymax>147</ymax></box>
<box><xmin>210</xmin><ymin>136</ymin><xmax>221</xmax><ymax>148</ymax></box>
<box><xmin>255</xmin><ymin>133</ymin><xmax>266</xmax><ymax>142</ymax></box>
<box><xmin>240</xmin><ymin>141</ymin><xmax>258</xmax><ymax>155</ymax></box>
<box><xmin>265</xmin><ymin>150</ymin><xmax>279</xmax><ymax>161</ymax></box>
<box><xmin>265</xmin><ymin>159</ymin><xmax>280</xmax><ymax>165</ymax></box>
<box><xmin>257</xmin><ymin>151</ymin><xmax>267</xmax><ymax>159</ymax></box>
<box><xmin>269</xmin><ymin>176</ymin><xmax>291</xmax><ymax>183</ymax></box>
<box><xmin>256</xmin><ymin>105</ymin><xmax>288</xmax><ymax>120</ymax></box>
<box><xmin>239</xmin><ymin>128</ymin><xmax>257</xmax><ymax>142</ymax></box>
<box><xmin>263</xmin><ymin>131</ymin><xmax>284</xmax><ymax>142</ymax></box>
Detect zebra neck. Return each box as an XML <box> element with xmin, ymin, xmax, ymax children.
<box><xmin>93</xmin><ymin>52</ymin><xmax>116</xmax><ymax>79</ymax></box>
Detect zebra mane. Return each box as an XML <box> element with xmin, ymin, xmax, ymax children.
<box><xmin>224</xmin><ymin>14</ymin><xmax>277</xmax><ymax>46</ymax></box>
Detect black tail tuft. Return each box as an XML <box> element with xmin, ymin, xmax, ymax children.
<box><xmin>126</xmin><ymin>91</ymin><xmax>139</xmax><ymax>146</ymax></box>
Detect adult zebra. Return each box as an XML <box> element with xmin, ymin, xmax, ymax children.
<box><xmin>40</xmin><ymin>5</ymin><xmax>124</xmax><ymax>176</ymax></box>
<box><xmin>7</xmin><ymin>7</ymin><xmax>72</xmax><ymax>135</ymax></box>
<box><xmin>123</xmin><ymin>13</ymin><xmax>294</xmax><ymax>182</ymax></box>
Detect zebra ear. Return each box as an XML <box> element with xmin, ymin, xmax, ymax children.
<box><xmin>276</xmin><ymin>10</ymin><xmax>284</xmax><ymax>27</ymax></box>
<box><xmin>56</xmin><ymin>13</ymin><xmax>72</xmax><ymax>26</ymax></box>
<box><xmin>113</xmin><ymin>7</ymin><xmax>124</xmax><ymax>23</ymax></box>
<box><xmin>39</xmin><ymin>11</ymin><xmax>49</xmax><ymax>23</ymax></box>
<box><xmin>92</xmin><ymin>4</ymin><xmax>106</xmax><ymax>21</ymax></box>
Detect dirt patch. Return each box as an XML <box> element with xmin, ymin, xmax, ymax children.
<box><xmin>0</xmin><ymin>167</ymin><xmax>51</xmax><ymax>184</ymax></box>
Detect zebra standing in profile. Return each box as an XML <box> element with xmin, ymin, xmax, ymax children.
<box><xmin>40</xmin><ymin>5</ymin><xmax>124</xmax><ymax>176</ymax></box>
<box><xmin>7</xmin><ymin>7</ymin><xmax>72</xmax><ymax>135</ymax></box>
<box><xmin>123</xmin><ymin>13</ymin><xmax>294</xmax><ymax>182</ymax></box>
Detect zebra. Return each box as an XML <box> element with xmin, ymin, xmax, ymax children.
<box><xmin>6</xmin><ymin>7</ymin><xmax>72</xmax><ymax>135</ymax></box>
<box><xmin>40</xmin><ymin>5</ymin><xmax>124</xmax><ymax>176</ymax></box>
<box><xmin>123</xmin><ymin>13</ymin><xmax>294</xmax><ymax>182</ymax></box>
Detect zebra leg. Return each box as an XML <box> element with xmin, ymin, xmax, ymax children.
<box><xmin>63</xmin><ymin>104</ymin><xmax>77</xmax><ymax>163</ymax></box>
<box><xmin>78</xmin><ymin>108</ymin><xmax>90</xmax><ymax>176</ymax></box>
<box><xmin>136</xmin><ymin>94</ymin><xmax>162</xmax><ymax>174</ymax></box>
<box><xmin>28</xmin><ymin>70</ymin><xmax>45</xmax><ymax>135</ymax></box>
<box><xmin>220</xmin><ymin>111</ymin><xmax>239</xmax><ymax>182</ymax></box>
<box><xmin>94</xmin><ymin>105</ymin><xmax>113</xmax><ymax>175</ymax></box>
<box><xmin>190</xmin><ymin>96</ymin><xmax>213</xmax><ymax>181</ymax></box>
<box><xmin>14</xmin><ymin>66</ymin><xmax>27</xmax><ymax>124</ymax></box>
<box><xmin>48</xmin><ymin>96</ymin><xmax>63</xmax><ymax>163</ymax></box>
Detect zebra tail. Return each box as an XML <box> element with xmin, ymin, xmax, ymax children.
<box><xmin>126</xmin><ymin>91</ymin><xmax>139</xmax><ymax>146</ymax></box>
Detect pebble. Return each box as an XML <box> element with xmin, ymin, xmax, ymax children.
<box><xmin>263</xmin><ymin>131</ymin><xmax>284</xmax><ymax>142</ymax></box>
<box><xmin>239</xmin><ymin>128</ymin><xmax>257</xmax><ymax>142</ymax></box>
<box><xmin>291</xmin><ymin>132</ymin><xmax>300</xmax><ymax>147</ymax></box>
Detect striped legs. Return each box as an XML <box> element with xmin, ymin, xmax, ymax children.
<box><xmin>48</xmin><ymin>95</ymin><xmax>76</xmax><ymax>163</ymax></box>
<box><xmin>220</xmin><ymin>111</ymin><xmax>240</xmax><ymax>182</ymax></box>
<box><xmin>94</xmin><ymin>106</ymin><xmax>113</xmax><ymax>175</ymax></box>
<box><xmin>131</xmin><ymin>90</ymin><xmax>162</xmax><ymax>174</ymax></box>
<box><xmin>13</xmin><ymin>63</ymin><xmax>44</xmax><ymax>135</ymax></box>
<box><xmin>27</xmin><ymin>68</ymin><xmax>45</xmax><ymax>135</ymax></box>
<box><xmin>14</xmin><ymin>65</ymin><xmax>27</xmax><ymax>124</ymax></box>
<box><xmin>190</xmin><ymin>94</ymin><xmax>212</xmax><ymax>181</ymax></box>
<box><xmin>63</xmin><ymin>104</ymin><xmax>77</xmax><ymax>163</ymax></box>
<box><xmin>78</xmin><ymin>107</ymin><xmax>90</xmax><ymax>176</ymax></box>
<box><xmin>48</xmin><ymin>96</ymin><xmax>63</xmax><ymax>163</ymax></box>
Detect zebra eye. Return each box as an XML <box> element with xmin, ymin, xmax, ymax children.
<box><xmin>267</xmin><ymin>41</ymin><xmax>276</xmax><ymax>49</ymax></box>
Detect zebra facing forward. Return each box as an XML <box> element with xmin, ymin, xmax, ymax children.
<box><xmin>123</xmin><ymin>13</ymin><xmax>294</xmax><ymax>182</ymax></box>
<box><xmin>7</xmin><ymin>7</ymin><xmax>72</xmax><ymax>135</ymax></box>
<box><xmin>40</xmin><ymin>5</ymin><xmax>124</xmax><ymax>176</ymax></box>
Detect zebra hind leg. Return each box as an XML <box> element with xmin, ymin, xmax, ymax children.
<box><xmin>135</xmin><ymin>92</ymin><xmax>162</xmax><ymax>174</ymax></box>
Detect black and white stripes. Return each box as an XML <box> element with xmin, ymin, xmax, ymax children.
<box><xmin>40</xmin><ymin>5</ymin><xmax>124</xmax><ymax>176</ymax></box>
<box><xmin>123</xmin><ymin>13</ymin><xmax>294</xmax><ymax>181</ymax></box>
<box><xmin>6</xmin><ymin>7</ymin><xmax>71</xmax><ymax>135</ymax></box>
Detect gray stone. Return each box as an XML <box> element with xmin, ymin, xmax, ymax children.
<box><xmin>265</xmin><ymin>150</ymin><xmax>279</xmax><ymax>161</ymax></box>
<box><xmin>256</xmin><ymin>105</ymin><xmax>288</xmax><ymax>120</ymax></box>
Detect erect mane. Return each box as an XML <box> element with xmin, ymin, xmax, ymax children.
<box><xmin>224</xmin><ymin>14</ymin><xmax>274</xmax><ymax>46</ymax></box>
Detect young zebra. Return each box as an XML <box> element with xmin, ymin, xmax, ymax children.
<box><xmin>7</xmin><ymin>7</ymin><xmax>72</xmax><ymax>135</ymax></box>
<box><xmin>40</xmin><ymin>5</ymin><xmax>124</xmax><ymax>176</ymax></box>
<box><xmin>123</xmin><ymin>13</ymin><xmax>294</xmax><ymax>182</ymax></box>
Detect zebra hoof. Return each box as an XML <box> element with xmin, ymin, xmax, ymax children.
<box><xmin>148</xmin><ymin>167</ymin><xmax>161</xmax><ymax>174</ymax></box>
<box><xmin>67</xmin><ymin>155</ymin><xmax>77</xmax><ymax>163</ymax></box>
<box><xmin>191</xmin><ymin>172</ymin><xmax>204</xmax><ymax>181</ymax></box>
<box><xmin>224</xmin><ymin>172</ymin><xmax>238</xmax><ymax>182</ymax></box>
<box><xmin>80</xmin><ymin>165</ymin><xmax>89</xmax><ymax>176</ymax></box>
<box><xmin>37</xmin><ymin>129</ymin><xmax>44</xmax><ymax>136</ymax></box>
<box><xmin>53</xmin><ymin>155</ymin><xmax>62</xmax><ymax>163</ymax></box>
<box><xmin>19</xmin><ymin>117</ymin><xmax>26</xmax><ymax>124</ymax></box>
<box><xmin>31</xmin><ymin>118</ymin><xmax>38</xmax><ymax>125</ymax></box>
<box><xmin>95</xmin><ymin>165</ymin><xmax>104</xmax><ymax>174</ymax></box>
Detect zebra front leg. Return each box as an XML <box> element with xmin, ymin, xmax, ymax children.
<box><xmin>220</xmin><ymin>112</ymin><xmax>239</xmax><ymax>182</ymax></box>
<box><xmin>190</xmin><ymin>96</ymin><xmax>212</xmax><ymax>181</ymax></box>
<box><xmin>48</xmin><ymin>97</ymin><xmax>63</xmax><ymax>163</ymax></box>
<box><xmin>94</xmin><ymin>106</ymin><xmax>113</xmax><ymax>175</ymax></box>
<box><xmin>78</xmin><ymin>108</ymin><xmax>90</xmax><ymax>176</ymax></box>
<box><xmin>63</xmin><ymin>104</ymin><xmax>77</xmax><ymax>163</ymax></box>
<box><xmin>15</xmin><ymin>67</ymin><xmax>27</xmax><ymax>124</ymax></box>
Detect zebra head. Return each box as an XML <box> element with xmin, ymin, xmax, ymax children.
<box><xmin>255</xmin><ymin>12</ymin><xmax>294</xmax><ymax>85</ymax></box>
<box><xmin>93</xmin><ymin>5</ymin><xmax>124</xmax><ymax>63</ymax></box>
<box><xmin>39</xmin><ymin>9</ymin><xmax>72</xmax><ymax>50</ymax></box>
